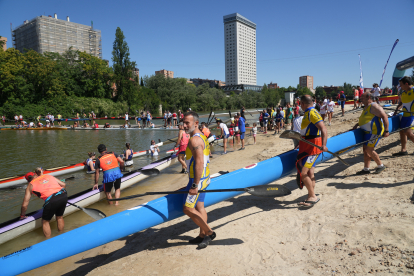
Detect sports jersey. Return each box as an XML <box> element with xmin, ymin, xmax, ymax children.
<box><xmin>372</xmin><ymin>87</ymin><xmax>381</xmax><ymax>97</ymax></box>
<box><xmin>358</xmin><ymin>103</ymin><xmax>384</xmax><ymax>135</ymax></box>
<box><xmin>400</xmin><ymin>87</ymin><xmax>414</xmax><ymax>117</ymax></box>
<box><xmin>300</xmin><ymin>107</ymin><xmax>323</xmax><ymax>137</ymax></box>
<box><xmin>185</xmin><ymin>133</ymin><xmax>210</xmax><ymax>179</ymax></box>
<box><xmin>219</xmin><ymin>123</ymin><xmax>229</xmax><ymax>135</ymax></box>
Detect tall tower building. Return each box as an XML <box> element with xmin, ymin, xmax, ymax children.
<box><xmin>12</xmin><ymin>14</ymin><xmax>102</xmax><ymax>58</ymax></box>
<box><xmin>223</xmin><ymin>13</ymin><xmax>256</xmax><ymax>86</ymax></box>
<box><xmin>299</xmin><ymin>75</ymin><xmax>314</xmax><ymax>90</ymax></box>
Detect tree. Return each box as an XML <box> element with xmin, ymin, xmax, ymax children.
<box><xmin>111</xmin><ymin>27</ymin><xmax>137</xmax><ymax>107</ymax></box>
<box><xmin>0</xmin><ymin>36</ymin><xmax>5</xmax><ymax>50</ymax></box>
<box><xmin>140</xmin><ymin>77</ymin><xmax>144</xmax><ymax>86</ymax></box>
<box><xmin>315</xmin><ymin>86</ymin><xmax>326</xmax><ymax>98</ymax></box>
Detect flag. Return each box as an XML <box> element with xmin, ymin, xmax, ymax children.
<box><xmin>358</xmin><ymin>54</ymin><xmax>364</xmax><ymax>89</ymax></box>
<box><xmin>379</xmin><ymin>39</ymin><xmax>399</xmax><ymax>88</ymax></box>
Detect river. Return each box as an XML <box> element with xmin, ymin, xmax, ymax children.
<box><xmin>0</xmin><ymin>111</ymin><xmax>259</xmax><ymax>258</ymax></box>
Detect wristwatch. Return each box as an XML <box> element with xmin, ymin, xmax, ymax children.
<box><xmin>384</xmin><ymin>131</ymin><xmax>389</xmax><ymax>133</ymax></box>
<box><xmin>191</xmin><ymin>182</ymin><xmax>198</xmax><ymax>189</ymax></box>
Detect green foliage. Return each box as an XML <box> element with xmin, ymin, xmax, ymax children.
<box><xmin>315</xmin><ymin>86</ymin><xmax>326</xmax><ymax>98</ymax></box>
<box><xmin>337</xmin><ymin>82</ymin><xmax>354</xmax><ymax>97</ymax></box>
<box><xmin>0</xmin><ymin>96</ymin><xmax>129</xmax><ymax>119</ymax></box>
<box><xmin>111</xmin><ymin>27</ymin><xmax>138</xmax><ymax>108</ymax></box>
<box><xmin>0</xmin><ymin>36</ymin><xmax>5</xmax><ymax>49</ymax></box>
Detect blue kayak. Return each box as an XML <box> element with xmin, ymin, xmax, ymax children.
<box><xmin>0</xmin><ymin>115</ymin><xmax>402</xmax><ymax>275</ymax></box>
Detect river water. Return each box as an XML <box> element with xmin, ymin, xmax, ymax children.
<box><xmin>0</xmin><ymin>112</ymin><xmax>259</xmax><ymax>258</ymax></box>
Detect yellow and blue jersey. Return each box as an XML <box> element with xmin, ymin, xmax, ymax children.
<box><xmin>358</xmin><ymin>103</ymin><xmax>384</xmax><ymax>135</ymax></box>
<box><xmin>300</xmin><ymin>107</ymin><xmax>323</xmax><ymax>138</ymax></box>
<box><xmin>401</xmin><ymin>88</ymin><xmax>414</xmax><ymax>117</ymax></box>
<box><xmin>185</xmin><ymin>133</ymin><xmax>210</xmax><ymax>180</ymax></box>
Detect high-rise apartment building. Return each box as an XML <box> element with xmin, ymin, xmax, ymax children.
<box><xmin>155</xmin><ymin>69</ymin><xmax>174</xmax><ymax>78</ymax></box>
<box><xmin>0</xmin><ymin>36</ymin><xmax>7</xmax><ymax>51</ymax></box>
<box><xmin>223</xmin><ymin>13</ymin><xmax>256</xmax><ymax>86</ymax></box>
<box><xmin>12</xmin><ymin>14</ymin><xmax>102</xmax><ymax>58</ymax></box>
<box><xmin>299</xmin><ymin>75</ymin><xmax>314</xmax><ymax>90</ymax></box>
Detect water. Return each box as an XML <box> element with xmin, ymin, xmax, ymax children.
<box><xmin>0</xmin><ymin>111</ymin><xmax>259</xmax><ymax>258</ymax></box>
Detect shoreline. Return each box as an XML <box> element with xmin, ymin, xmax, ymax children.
<box><xmin>19</xmin><ymin>104</ymin><xmax>414</xmax><ymax>275</ymax></box>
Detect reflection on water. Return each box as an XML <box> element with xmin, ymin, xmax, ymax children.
<box><xmin>0</xmin><ymin>114</ymin><xmax>250</xmax><ymax>258</ymax></box>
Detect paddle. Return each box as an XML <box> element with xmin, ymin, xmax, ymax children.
<box><xmin>207</xmin><ymin>111</ymin><xmax>212</xmax><ymax>125</ymax></box>
<box><xmin>280</xmin><ymin>130</ymin><xmax>350</xmax><ymax>166</ymax></box>
<box><xmin>334</xmin><ymin>124</ymin><xmax>414</xmax><ymax>156</ymax></box>
<box><xmin>108</xmin><ymin>184</ymin><xmax>291</xmax><ymax>201</ymax></box>
<box><xmin>229</xmin><ymin>110</ymin><xmax>232</xmax><ymax>119</ymax></box>
<box><xmin>207</xmin><ymin>112</ymin><xmax>215</xmax><ymax>125</ymax></box>
<box><xmin>66</xmin><ymin>202</ymin><xmax>106</xmax><ymax>220</ymax></box>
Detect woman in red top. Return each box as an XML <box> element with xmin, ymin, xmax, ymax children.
<box><xmin>172</xmin><ymin>111</ymin><xmax>177</xmax><ymax>127</ymax></box>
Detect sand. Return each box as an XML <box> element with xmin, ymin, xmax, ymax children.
<box><xmin>24</xmin><ymin>104</ymin><xmax>414</xmax><ymax>276</ymax></box>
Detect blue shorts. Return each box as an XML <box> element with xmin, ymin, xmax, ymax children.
<box><xmin>179</xmin><ymin>151</ymin><xmax>185</xmax><ymax>155</ymax></box>
<box><xmin>400</xmin><ymin>116</ymin><xmax>414</xmax><ymax>128</ymax></box>
<box><xmin>183</xmin><ymin>177</ymin><xmax>210</xmax><ymax>208</ymax></box>
<box><xmin>240</xmin><ymin>132</ymin><xmax>245</xmax><ymax>139</ymax></box>
<box><xmin>340</xmin><ymin>101</ymin><xmax>345</xmax><ymax>108</ymax></box>
<box><xmin>301</xmin><ymin>154</ymin><xmax>319</xmax><ymax>169</ymax></box>
<box><xmin>223</xmin><ymin>134</ymin><xmax>230</xmax><ymax>139</ymax></box>
<box><xmin>138</xmin><ymin>118</ymin><xmax>141</xmax><ymax>121</ymax></box>
<box><xmin>364</xmin><ymin>133</ymin><xmax>381</xmax><ymax>148</ymax></box>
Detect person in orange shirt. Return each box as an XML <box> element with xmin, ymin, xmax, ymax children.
<box><xmin>93</xmin><ymin>144</ymin><xmax>125</xmax><ymax>205</ymax></box>
<box><xmin>20</xmin><ymin>168</ymin><xmax>67</xmax><ymax>238</ymax></box>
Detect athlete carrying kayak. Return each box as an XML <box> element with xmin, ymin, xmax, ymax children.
<box><xmin>391</xmin><ymin>76</ymin><xmax>414</xmax><ymax>157</ymax></box>
<box><xmin>182</xmin><ymin>111</ymin><xmax>216</xmax><ymax>248</ymax></box>
<box><xmin>296</xmin><ymin>95</ymin><xmax>328</xmax><ymax>208</ymax></box>
<box><xmin>93</xmin><ymin>144</ymin><xmax>125</xmax><ymax>205</ymax></box>
<box><xmin>20</xmin><ymin>168</ymin><xmax>68</xmax><ymax>238</ymax></box>
<box><xmin>353</xmin><ymin>92</ymin><xmax>389</xmax><ymax>175</ymax></box>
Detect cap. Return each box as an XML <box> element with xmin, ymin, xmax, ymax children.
<box><xmin>189</xmin><ymin>108</ymin><xmax>192</xmax><ymax>110</ymax></box>
<box><xmin>25</xmin><ymin>172</ymin><xmax>35</xmax><ymax>182</ymax></box>
<box><xmin>97</xmin><ymin>144</ymin><xmax>106</xmax><ymax>153</ymax></box>
<box><xmin>341</xmin><ymin>91</ymin><xmax>344</xmax><ymax>93</ymax></box>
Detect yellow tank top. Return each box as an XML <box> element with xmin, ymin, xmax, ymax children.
<box><xmin>57</xmin><ymin>115</ymin><xmax>62</xmax><ymax>119</ymax></box>
<box><xmin>401</xmin><ymin>88</ymin><xmax>414</xmax><ymax>117</ymax></box>
<box><xmin>185</xmin><ymin>133</ymin><xmax>210</xmax><ymax>179</ymax></box>
<box><xmin>358</xmin><ymin>103</ymin><xmax>384</xmax><ymax>135</ymax></box>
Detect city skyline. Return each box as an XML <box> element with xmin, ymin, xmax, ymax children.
<box><xmin>1</xmin><ymin>0</ymin><xmax>413</xmax><ymax>89</ymax></box>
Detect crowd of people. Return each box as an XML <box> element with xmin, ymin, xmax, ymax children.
<box><xmin>14</xmin><ymin>76</ymin><xmax>414</xmax><ymax>250</ymax></box>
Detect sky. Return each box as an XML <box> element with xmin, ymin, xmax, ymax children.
<box><xmin>1</xmin><ymin>0</ymin><xmax>413</xmax><ymax>89</ymax></box>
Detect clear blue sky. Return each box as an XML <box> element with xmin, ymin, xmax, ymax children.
<box><xmin>1</xmin><ymin>0</ymin><xmax>413</xmax><ymax>89</ymax></box>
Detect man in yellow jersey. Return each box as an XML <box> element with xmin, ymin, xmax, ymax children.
<box><xmin>182</xmin><ymin>111</ymin><xmax>216</xmax><ymax>249</ymax></box>
<box><xmin>57</xmin><ymin>113</ymin><xmax>62</xmax><ymax>126</ymax></box>
<box><xmin>296</xmin><ymin>95</ymin><xmax>328</xmax><ymax>208</ymax></box>
<box><xmin>391</xmin><ymin>76</ymin><xmax>414</xmax><ymax>156</ymax></box>
<box><xmin>353</xmin><ymin>92</ymin><xmax>389</xmax><ymax>175</ymax></box>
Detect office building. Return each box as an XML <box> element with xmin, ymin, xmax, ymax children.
<box><xmin>155</xmin><ymin>69</ymin><xmax>174</xmax><ymax>78</ymax></box>
<box><xmin>299</xmin><ymin>75</ymin><xmax>314</xmax><ymax>90</ymax></box>
<box><xmin>12</xmin><ymin>14</ymin><xmax>102</xmax><ymax>58</ymax></box>
<box><xmin>190</xmin><ymin>78</ymin><xmax>225</xmax><ymax>88</ymax></box>
<box><xmin>0</xmin><ymin>36</ymin><xmax>7</xmax><ymax>51</ymax></box>
<box><xmin>268</xmin><ymin>82</ymin><xmax>278</xmax><ymax>89</ymax></box>
<box><xmin>223</xmin><ymin>13</ymin><xmax>257</xmax><ymax>86</ymax></box>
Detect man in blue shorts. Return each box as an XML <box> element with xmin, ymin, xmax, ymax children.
<box><xmin>392</xmin><ymin>76</ymin><xmax>414</xmax><ymax>156</ymax></box>
<box><xmin>353</xmin><ymin>92</ymin><xmax>389</xmax><ymax>174</ymax></box>
<box><xmin>183</xmin><ymin>111</ymin><xmax>216</xmax><ymax>249</ymax></box>
<box><xmin>296</xmin><ymin>95</ymin><xmax>328</xmax><ymax>208</ymax></box>
<box><xmin>237</xmin><ymin>113</ymin><xmax>246</xmax><ymax>150</ymax></box>
<box><xmin>340</xmin><ymin>91</ymin><xmax>346</xmax><ymax>116</ymax></box>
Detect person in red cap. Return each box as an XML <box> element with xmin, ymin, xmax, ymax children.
<box><xmin>340</xmin><ymin>91</ymin><xmax>346</xmax><ymax>116</ymax></box>
<box><xmin>20</xmin><ymin>168</ymin><xmax>67</xmax><ymax>238</ymax></box>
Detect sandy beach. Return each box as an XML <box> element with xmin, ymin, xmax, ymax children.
<box><xmin>23</xmin><ymin>104</ymin><xmax>414</xmax><ymax>276</ymax></box>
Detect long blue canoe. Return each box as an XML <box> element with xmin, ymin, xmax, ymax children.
<box><xmin>0</xmin><ymin>115</ymin><xmax>402</xmax><ymax>275</ymax></box>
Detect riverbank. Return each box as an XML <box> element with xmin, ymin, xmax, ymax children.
<box><xmin>23</xmin><ymin>104</ymin><xmax>414</xmax><ymax>275</ymax></box>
